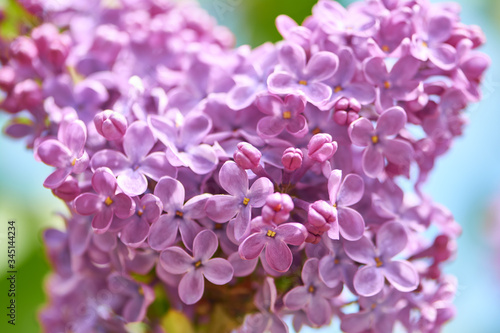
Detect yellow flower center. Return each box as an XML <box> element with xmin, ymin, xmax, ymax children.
<box><xmin>334</xmin><ymin>85</ymin><xmax>343</xmax><ymax>93</ymax></box>
<box><xmin>137</xmin><ymin>210</ymin><xmax>143</xmax><ymax>217</ymax></box>
<box><xmin>243</xmin><ymin>197</ymin><xmax>250</xmax><ymax>206</ymax></box>
<box><xmin>298</xmin><ymin>80</ymin><xmax>308</xmax><ymax>86</ymax></box>
<box><xmin>375</xmin><ymin>257</ymin><xmax>383</xmax><ymax>267</ymax></box>
<box><xmin>383</xmin><ymin>81</ymin><xmax>391</xmax><ymax>89</ymax></box>
<box><xmin>104</xmin><ymin>196</ymin><xmax>113</xmax><ymax>206</ymax></box>
<box><xmin>382</xmin><ymin>45</ymin><xmax>390</xmax><ymax>53</ymax></box>
<box><xmin>312</xmin><ymin>127</ymin><xmax>321</xmax><ymax>135</ymax></box>
<box><xmin>175</xmin><ymin>210</ymin><xmax>183</xmax><ymax>217</ymax></box>
<box><xmin>266</xmin><ymin>230</ymin><xmax>277</xmax><ymax>238</ymax></box>
<box><xmin>422</xmin><ymin>41</ymin><xmax>428</xmax><ymax>48</ymax></box>
<box><xmin>71</xmin><ymin>158</ymin><xmax>77</xmax><ymax>166</ymax></box>
<box><xmin>371</xmin><ymin>135</ymin><xmax>379</xmax><ymax>144</ymax></box>
<box><xmin>273</xmin><ymin>203</ymin><xmax>282</xmax><ymax>212</ymax></box>
<box><xmin>308</xmin><ymin>285</ymin><xmax>315</xmax><ymax>293</ymax></box>
<box><xmin>194</xmin><ymin>260</ymin><xmax>202</xmax><ymax>268</ymax></box>
<box><xmin>282</xmin><ymin>111</ymin><xmax>292</xmax><ymax>119</ymax></box>
<box><xmin>334</xmin><ymin>258</ymin><xmax>340</xmax><ymax>265</ymax></box>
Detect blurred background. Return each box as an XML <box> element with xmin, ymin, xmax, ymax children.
<box><xmin>1</xmin><ymin>0</ymin><xmax>499</xmax><ymax>331</ymax></box>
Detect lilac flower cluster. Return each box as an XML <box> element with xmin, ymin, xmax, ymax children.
<box><xmin>0</xmin><ymin>0</ymin><xmax>489</xmax><ymax>332</ymax></box>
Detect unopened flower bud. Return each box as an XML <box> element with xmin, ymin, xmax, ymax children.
<box><xmin>304</xmin><ymin>223</ymin><xmax>323</xmax><ymax>244</ymax></box>
<box><xmin>282</xmin><ymin>147</ymin><xmax>303</xmax><ymax>172</ymax></box>
<box><xmin>10</xmin><ymin>36</ymin><xmax>38</xmax><ymax>66</ymax></box>
<box><xmin>94</xmin><ymin>110</ymin><xmax>127</xmax><ymax>141</ymax></box>
<box><xmin>261</xmin><ymin>193</ymin><xmax>294</xmax><ymax>224</ymax></box>
<box><xmin>52</xmin><ymin>176</ymin><xmax>80</xmax><ymax>202</ymax></box>
<box><xmin>307</xmin><ymin>133</ymin><xmax>338</xmax><ymax>163</ymax></box>
<box><xmin>234</xmin><ymin>142</ymin><xmax>261</xmax><ymax>170</ymax></box>
<box><xmin>333</xmin><ymin>97</ymin><xmax>361</xmax><ymax>126</ymax></box>
<box><xmin>308</xmin><ymin>200</ymin><xmax>335</xmax><ymax>231</ymax></box>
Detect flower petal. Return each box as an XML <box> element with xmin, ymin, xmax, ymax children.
<box><xmin>376</xmin><ymin>106</ymin><xmax>407</xmax><ymax>136</ymax></box>
<box><xmin>377</xmin><ymin>221</ymin><xmax>408</xmax><ymax>258</ymax></box>
<box><xmin>205</xmin><ymin>195</ymin><xmax>240</xmax><ymax>223</ymax></box>
<box><xmin>120</xmin><ymin>218</ymin><xmax>150</xmax><ymax>247</ymax></box>
<box><xmin>140</xmin><ymin>152</ymin><xmax>177</xmax><ymax>180</ymax></box>
<box><xmin>353</xmin><ymin>265</ymin><xmax>385</xmax><ymax>297</ymax></box>
<box><xmin>277</xmin><ymin>223</ymin><xmax>307</xmax><ymax>246</ymax></box>
<box><xmin>74</xmin><ymin>193</ymin><xmax>102</xmax><ymax>215</ymax></box>
<box><xmin>338</xmin><ymin>174</ymin><xmax>364</xmax><ymax>207</ymax></box>
<box><xmin>159</xmin><ymin>246</ymin><xmax>193</xmax><ymax>274</ymax></box>
<box><xmin>383</xmin><ymin>260</ymin><xmax>419</xmax><ymax>292</ymax></box>
<box><xmin>248</xmin><ymin>177</ymin><xmax>274</xmax><ymax>207</ymax></box>
<box><xmin>343</xmin><ymin>236</ymin><xmax>376</xmax><ymax>264</ymax></box>
<box><xmin>117</xmin><ymin>169</ymin><xmax>148</xmax><ymax>196</ymax></box>
<box><xmin>154</xmin><ymin>176</ymin><xmax>185</xmax><ymax>213</ymax></box>
<box><xmin>362</xmin><ymin>145</ymin><xmax>384</xmax><ymax>178</ymax></box>
<box><xmin>92</xmin><ymin>167</ymin><xmax>117</xmax><ymax>196</ymax></box>
<box><xmin>178</xmin><ymin>270</ymin><xmax>205</xmax><ymax>305</ymax></box>
<box><xmin>239</xmin><ymin>233</ymin><xmax>267</xmax><ymax>260</ymax></box>
<box><xmin>219</xmin><ymin>161</ymin><xmax>248</xmax><ymax>196</ymax></box>
<box><xmin>91</xmin><ymin>149</ymin><xmax>130</xmax><ymax>174</ymax></box>
<box><xmin>348</xmin><ymin>117</ymin><xmax>373</xmax><ymax>147</ymax></box>
<box><xmin>92</xmin><ymin>208</ymin><xmax>113</xmax><ymax>233</ymax></box>
<box><xmin>203</xmin><ymin>258</ymin><xmax>234</xmax><ymax>285</ymax></box>
<box><xmin>123</xmin><ymin>121</ymin><xmax>155</xmax><ymax>162</ymax></box>
<box><xmin>148</xmin><ymin>215</ymin><xmax>178</xmax><ymax>251</ymax></box>
<box><xmin>265</xmin><ymin>239</ymin><xmax>293</xmax><ymax>272</ymax></box>
<box><xmin>193</xmin><ymin>229</ymin><xmax>219</xmax><ymax>261</ymax></box>
<box><xmin>283</xmin><ymin>286</ymin><xmax>309</xmax><ymax>310</ymax></box>
<box><xmin>338</xmin><ymin>207</ymin><xmax>365</xmax><ymax>241</ymax></box>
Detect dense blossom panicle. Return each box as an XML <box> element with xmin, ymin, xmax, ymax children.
<box><xmin>0</xmin><ymin>0</ymin><xmax>489</xmax><ymax>331</ymax></box>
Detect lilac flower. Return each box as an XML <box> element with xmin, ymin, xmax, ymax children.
<box><xmin>240</xmin><ymin>277</ymin><xmax>288</xmax><ymax>333</ymax></box>
<box><xmin>255</xmin><ymin>94</ymin><xmax>308</xmax><ymax>138</ymax></box>
<box><xmin>348</xmin><ymin>106</ymin><xmax>414</xmax><ymax>178</ymax></box>
<box><xmin>227</xmin><ymin>43</ymin><xmax>277</xmax><ymax>110</ymax></box>
<box><xmin>205</xmin><ymin>161</ymin><xmax>273</xmax><ymax>240</ymax></box>
<box><xmin>323</xmin><ymin>48</ymin><xmax>375</xmax><ymax>107</ymax></box>
<box><xmin>318</xmin><ymin>236</ymin><xmax>358</xmax><ymax>292</ymax></box>
<box><xmin>268</xmin><ymin>42</ymin><xmax>339</xmax><ymax>107</ymax></box>
<box><xmin>91</xmin><ymin>121</ymin><xmax>176</xmax><ymax>196</ymax></box>
<box><xmin>159</xmin><ymin>230</ymin><xmax>234</xmax><ymax>305</ymax></box>
<box><xmin>281</xmin><ymin>147</ymin><xmax>303</xmax><ymax>171</ymax></box>
<box><xmin>116</xmin><ymin>194</ymin><xmax>162</xmax><ymax>248</ymax></box>
<box><xmin>326</xmin><ymin>169</ymin><xmax>365</xmax><ymax>241</ymax></box>
<box><xmin>364</xmin><ymin>56</ymin><xmax>421</xmax><ymax>109</ymax></box>
<box><xmin>149</xmin><ymin>176</ymin><xmax>209</xmax><ymax>251</ymax></box>
<box><xmin>149</xmin><ymin>110</ymin><xmax>218</xmax><ymax>175</ymax></box>
<box><xmin>410</xmin><ymin>10</ymin><xmax>457</xmax><ymax>70</ymax></box>
<box><xmin>74</xmin><ymin>167</ymin><xmax>134</xmax><ymax>233</ymax></box>
<box><xmin>283</xmin><ymin>258</ymin><xmax>342</xmax><ymax>326</ymax></box>
<box><xmin>341</xmin><ymin>287</ymin><xmax>405</xmax><ymax>333</ymax></box>
<box><xmin>344</xmin><ymin>221</ymin><xmax>419</xmax><ymax>296</ymax></box>
<box><xmin>36</xmin><ymin>119</ymin><xmax>89</xmax><ymax>189</ymax></box>
<box><xmin>107</xmin><ymin>273</ymin><xmax>155</xmax><ymax>323</ymax></box>
<box><xmin>239</xmin><ymin>217</ymin><xmax>307</xmax><ymax>272</ymax></box>
<box><xmin>93</xmin><ymin>110</ymin><xmax>127</xmax><ymax>141</ymax></box>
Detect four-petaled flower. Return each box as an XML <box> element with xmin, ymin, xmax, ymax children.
<box><xmin>348</xmin><ymin>106</ymin><xmax>414</xmax><ymax>178</ymax></box>
<box><xmin>159</xmin><ymin>229</ymin><xmax>234</xmax><ymax>304</ymax></box>
<box><xmin>239</xmin><ymin>217</ymin><xmax>307</xmax><ymax>272</ymax></box>
<box><xmin>74</xmin><ymin>167</ymin><xmax>134</xmax><ymax>233</ymax></box>
<box><xmin>344</xmin><ymin>221</ymin><xmax>419</xmax><ymax>297</ymax></box>
<box><xmin>205</xmin><ymin>161</ymin><xmax>273</xmax><ymax>240</ymax></box>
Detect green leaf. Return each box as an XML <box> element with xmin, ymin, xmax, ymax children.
<box><xmin>160</xmin><ymin>310</ymin><xmax>195</xmax><ymax>333</ymax></box>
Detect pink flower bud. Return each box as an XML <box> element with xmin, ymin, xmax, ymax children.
<box><xmin>308</xmin><ymin>200</ymin><xmax>335</xmax><ymax>231</ymax></box>
<box><xmin>10</xmin><ymin>36</ymin><xmax>38</xmax><ymax>65</ymax></box>
<box><xmin>281</xmin><ymin>147</ymin><xmax>303</xmax><ymax>172</ymax></box>
<box><xmin>304</xmin><ymin>223</ymin><xmax>322</xmax><ymax>244</ymax></box>
<box><xmin>13</xmin><ymin>79</ymin><xmax>43</xmax><ymax>111</ymax></box>
<box><xmin>333</xmin><ymin>97</ymin><xmax>360</xmax><ymax>126</ymax></box>
<box><xmin>261</xmin><ymin>193</ymin><xmax>294</xmax><ymax>224</ymax></box>
<box><xmin>307</xmin><ymin>133</ymin><xmax>338</xmax><ymax>163</ymax></box>
<box><xmin>52</xmin><ymin>176</ymin><xmax>80</xmax><ymax>202</ymax></box>
<box><xmin>234</xmin><ymin>142</ymin><xmax>262</xmax><ymax>170</ymax></box>
<box><xmin>94</xmin><ymin>110</ymin><xmax>128</xmax><ymax>141</ymax></box>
